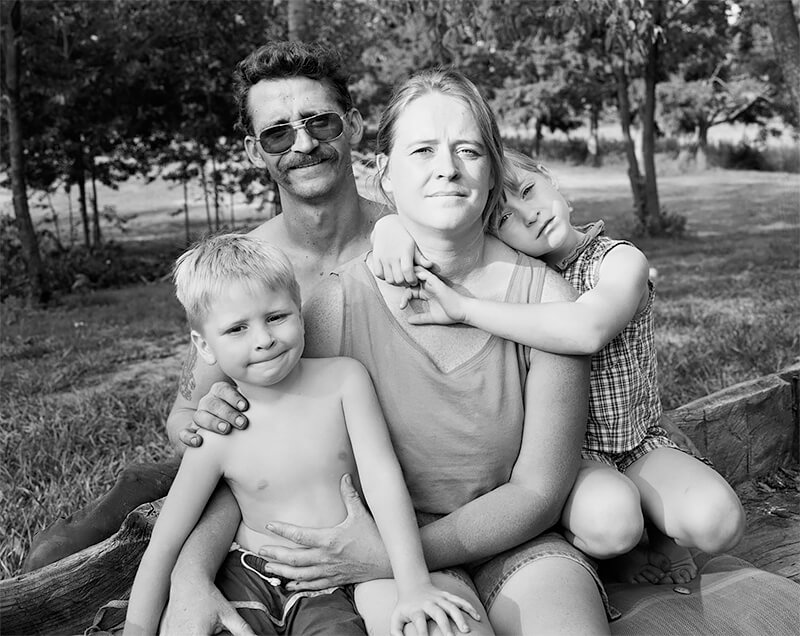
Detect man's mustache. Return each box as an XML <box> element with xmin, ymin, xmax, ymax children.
<box><xmin>281</xmin><ymin>148</ymin><xmax>336</xmax><ymax>170</ymax></box>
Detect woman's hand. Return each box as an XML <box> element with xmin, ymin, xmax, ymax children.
<box><xmin>179</xmin><ymin>381</ymin><xmax>250</xmax><ymax>448</ymax></box>
<box><xmin>402</xmin><ymin>268</ymin><xmax>469</xmax><ymax>325</ymax></box>
<box><xmin>372</xmin><ymin>214</ymin><xmax>433</xmax><ymax>286</ymax></box>
<box><xmin>392</xmin><ymin>583</ymin><xmax>480</xmax><ymax>636</ymax></box>
<box><xmin>257</xmin><ymin>474</ymin><xmax>391</xmax><ymax>590</ymax></box>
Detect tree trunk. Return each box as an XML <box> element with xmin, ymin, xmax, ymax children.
<box><xmin>182</xmin><ymin>175</ymin><xmax>190</xmax><ymax>245</ymax></box>
<box><xmin>2</xmin><ymin>0</ymin><xmax>50</xmax><ymax>304</ymax></box>
<box><xmin>696</xmin><ymin>122</ymin><xmax>709</xmax><ymax>171</ymax></box>
<box><xmin>641</xmin><ymin>0</ymin><xmax>662</xmax><ymax>234</ymax></box>
<box><xmin>211</xmin><ymin>154</ymin><xmax>220</xmax><ymax>230</ymax></box>
<box><xmin>67</xmin><ymin>184</ymin><xmax>75</xmax><ymax>247</ymax></box>
<box><xmin>47</xmin><ymin>193</ymin><xmax>62</xmax><ymax>246</ymax></box>
<box><xmin>759</xmin><ymin>0</ymin><xmax>800</xmax><ymax>124</ymax></box>
<box><xmin>534</xmin><ymin>120</ymin><xmax>542</xmax><ymax>158</ymax></box>
<box><xmin>90</xmin><ymin>156</ymin><xmax>101</xmax><ymax>246</ymax></box>
<box><xmin>199</xmin><ymin>164</ymin><xmax>213</xmax><ymax>231</ymax></box>
<box><xmin>589</xmin><ymin>104</ymin><xmax>601</xmax><ymax>167</ymax></box>
<box><xmin>74</xmin><ymin>153</ymin><xmax>91</xmax><ymax>248</ymax></box>
<box><xmin>614</xmin><ymin>64</ymin><xmax>647</xmax><ymax>227</ymax></box>
<box><xmin>287</xmin><ymin>0</ymin><xmax>308</xmax><ymax>42</ymax></box>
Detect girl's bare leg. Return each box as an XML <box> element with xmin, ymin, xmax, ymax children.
<box><xmin>561</xmin><ymin>459</ymin><xmax>644</xmax><ymax>558</ymax></box>
<box><xmin>625</xmin><ymin>447</ymin><xmax>746</xmax><ymax>583</ymax></box>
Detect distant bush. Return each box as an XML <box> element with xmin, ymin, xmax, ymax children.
<box><xmin>0</xmin><ymin>215</ymin><xmax>178</xmax><ymax>300</ymax></box>
<box><xmin>707</xmin><ymin>140</ymin><xmax>800</xmax><ymax>173</ymax></box>
<box><xmin>504</xmin><ymin>136</ymin><xmax>594</xmax><ymax>164</ymax></box>
<box><xmin>503</xmin><ymin>134</ymin><xmax>799</xmax><ymax>173</ymax></box>
<box><xmin>622</xmin><ymin>206</ymin><xmax>688</xmax><ymax>239</ymax></box>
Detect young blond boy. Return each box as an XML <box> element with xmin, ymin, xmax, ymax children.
<box><xmin>124</xmin><ymin>234</ymin><xmax>478</xmax><ymax>636</ymax></box>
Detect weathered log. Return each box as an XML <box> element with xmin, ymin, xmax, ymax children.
<box><xmin>22</xmin><ymin>458</ymin><xmax>179</xmax><ymax>573</ymax></box>
<box><xmin>0</xmin><ymin>500</ymin><xmax>161</xmax><ymax>635</ymax></box>
<box><xmin>668</xmin><ymin>363</ymin><xmax>799</xmax><ymax>485</ymax></box>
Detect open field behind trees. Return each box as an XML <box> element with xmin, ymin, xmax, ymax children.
<box><xmin>1</xmin><ymin>165</ymin><xmax>799</xmax><ymax>578</ymax></box>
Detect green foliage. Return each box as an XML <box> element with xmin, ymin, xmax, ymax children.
<box><xmin>0</xmin><ymin>215</ymin><xmax>180</xmax><ymax>300</ymax></box>
<box><xmin>3</xmin><ymin>0</ymin><xmax>797</xmax><ymax>287</ymax></box>
<box><xmin>505</xmin><ymin>135</ymin><xmax>592</xmax><ymax>165</ymax></box>
<box><xmin>624</xmin><ymin>205</ymin><xmax>688</xmax><ymax>239</ymax></box>
<box><xmin>708</xmin><ymin>139</ymin><xmax>800</xmax><ymax>172</ymax></box>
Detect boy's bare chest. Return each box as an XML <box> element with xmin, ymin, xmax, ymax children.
<box><xmin>222</xmin><ymin>395</ymin><xmax>354</xmax><ymax>489</ymax></box>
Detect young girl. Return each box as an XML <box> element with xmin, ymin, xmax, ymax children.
<box><xmin>371</xmin><ymin>149</ymin><xmax>745</xmax><ymax>585</ymax></box>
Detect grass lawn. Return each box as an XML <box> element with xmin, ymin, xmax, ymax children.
<box><xmin>1</xmin><ymin>165</ymin><xmax>798</xmax><ymax>578</ymax></box>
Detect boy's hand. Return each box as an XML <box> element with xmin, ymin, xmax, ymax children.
<box><xmin>391</xmin><ymin>583</ymin><xmax>480</xmax><ymax>636</ymax></box>
<box><xmin>402</xmin><ymin>268</ymin><xmax>468</xmax><ymax>325</ymax></box>
<box><xmin>372</xmin><ymin>215</ymin><xmax>433</xmax><ymax>286</ymax></box>
<box><xmin>179</xmin><ymin>381</ymin><xmax>249</xmax><ymax>447</ymax></box>
<box><xmin>161</xmin><ymin>576</ymin><xmax>255</xmax><ymax>636</ymax></box>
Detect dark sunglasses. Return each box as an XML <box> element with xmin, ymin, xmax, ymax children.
<box><xmin>256</xmin><ymin>111</ymin><xmax>346</xmax><ymax>155</ymax></box>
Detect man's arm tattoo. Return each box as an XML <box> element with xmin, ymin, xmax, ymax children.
<box><xmin>179</xmin><ymin>345</ymin><xmax>197</xmax><ymax>401</ymax></box>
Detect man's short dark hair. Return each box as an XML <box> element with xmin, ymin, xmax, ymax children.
<box><xmin>233</xmin><ymin>40</ymin><xmax>354</xmax><ymax>135</ymax></box>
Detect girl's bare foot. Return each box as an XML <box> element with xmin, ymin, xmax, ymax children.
<box><xmin>602</xmin><ymin>543</ymin><xmax>670</xmax><ymax>584</ymax></box>
<box><xmin>602</xmin><ymin>528</ymin><xmax>698</xmax><ymax>585</ymax></box>
<box><xmin>648</xmin><ymin>528</ymin><xmax>698</xmax><ymax>584</ymax></box>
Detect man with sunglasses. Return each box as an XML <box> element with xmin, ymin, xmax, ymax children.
<box><xmin>170</xmin><ymin>41</ymin><xmax>385</xmax><ymax>445</ymax></box>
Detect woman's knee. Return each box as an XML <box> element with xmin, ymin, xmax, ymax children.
<box><xmin>564</xmin><ymin>471</ymin><xmax>644</xmax><ymax>557</ymax></box>
<box><xmin>488</xmin><ymin>556</ymin><xmax>609</xmax><ymax>635</ymax></box>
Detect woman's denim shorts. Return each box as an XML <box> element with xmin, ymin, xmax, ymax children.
<box><xmin>457</xmin><ymin>531</ymin><xmax>618</xmax><ymax>619</ymax></box>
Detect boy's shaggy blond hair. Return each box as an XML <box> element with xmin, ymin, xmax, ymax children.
<box><xmin>173</xmin><ymin>233</ymin><xmax>300</xmax><ymax>330</ymax></box>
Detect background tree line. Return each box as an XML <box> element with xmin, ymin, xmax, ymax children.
<box><xmin>1</xmin><ymin>0</ymin><xmax>798</xmax><ymax>305</ymax></box>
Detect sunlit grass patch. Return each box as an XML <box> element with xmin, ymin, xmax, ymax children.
<box><xmin>1</xmin><ymin>281</ymin><xmax>186</xmax><ymax>577</ymax></box>
<box><xmin>0</xmin><ymin>386</ymin><xmax>177</xmax><ymax>577</ymax></box>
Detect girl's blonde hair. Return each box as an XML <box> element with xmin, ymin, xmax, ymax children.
<box><xmin>173</xmin><ymin>233</ymin><xmax>300</xmax><ymax>330</ymax></box>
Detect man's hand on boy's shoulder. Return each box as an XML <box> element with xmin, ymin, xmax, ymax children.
<box><xmin>181</xmin><ymin>381</ymin><xmax>250</xmax><ymax>447</ymax></box>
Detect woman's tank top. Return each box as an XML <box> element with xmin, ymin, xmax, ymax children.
<box><xmin>335</xmin><ymin>252</ymin><xmax>546</xmax><ymax>516</ymax></box>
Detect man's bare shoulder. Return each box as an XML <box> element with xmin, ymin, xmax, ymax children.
<box><xmin>248</xmin><ymin>216</ymin><xmax>287</xmax><ymax>242</ymax></box>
